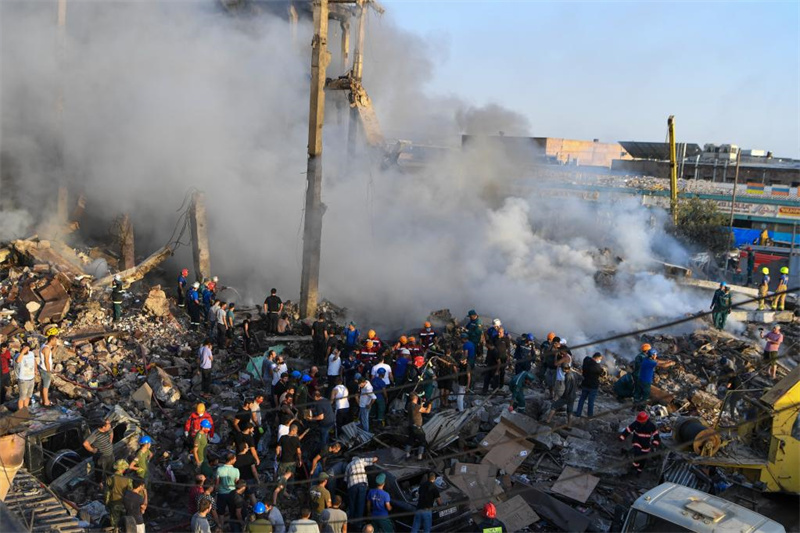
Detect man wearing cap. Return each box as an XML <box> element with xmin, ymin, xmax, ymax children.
<box><xmin>187</xmin><ymin>282</ymin><xmax>202</xmax><ymax>329</ymax></box>
<box><xmin>296</xmin><ymin>374</ymin><xmax>312</xmax><ymax>415</ymax></box>
<box><xmin>246</xmin><ymin>502</ymin><xmax>272</xmax><ymax>533</ymax></box>
<box><xmin>309</xmin><ymin>473</ymin><xmax>332</xmax><ymax>522</ymax></box>
<box><xmin>619</xmin><ymin>411</ymin><xmax>660</xmax><ymax>474</ymax></box>
<box><xmin>357</xmin><ymin>377</ymin><xmax>377</xmax><ymax>432</ymax></box>
<box><xmin>193</xmin><ymin>420</ymin><xmax>213</xmax><ymax>468</ymax></box>
<box><xmin>104</xmin><ymin>458</ymin><xmax>132</xmax><ymax>530</ymax></box>
<box><xmin>177</xmin><ymin>268</ymin><xmax>189</xmax><ymax>308</ymax></box>
<box><xmin>508</xmin><ymin>370</ymin><xmax>535</xmax><ymax>413</ymax></box>
<box><xmin>367</xmin><ymin>473</ymin><xmax>393</xmax><ymax>533</ymax></box>
<box><xmin>473</xmin><ymin>502</ymin><xmax>507</xmax><ymax>533</ymax></box>
<box><xmin>419</xmin><ymin>322</ymin><xmax>436</xmax><ymax>351</ymax></box>
<box><xmin>710</xmin><ymin>282</ymin><xmax>732</xmax><ymax>330</ymax></box>
<box><xmin>463</xmin><ymin>310</ymin><xmax>483</xmax><ymax>364</ymax></box>
<box><xmin>773</xmin><ymin>267</ymin><xmax>790</xmax><ymax>310</ymax></box>
<box><xmin>634</xmin><ymin>349</ymin><xmax>674</xmax><ymax>405</ymax></box>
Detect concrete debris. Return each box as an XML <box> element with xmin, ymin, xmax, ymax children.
<box><xmin>142</xmin><ymin>285</ymin><xmax>171</xmax><ymax>317</ymax></box>
<box><xmin>147</xmin><ymin>366</ymin><xmax>181</xmax><ymax>406</ymax></box>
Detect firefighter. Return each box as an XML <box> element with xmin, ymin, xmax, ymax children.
<box><xmin>710</xmin><ymin>283</ymin><xmax>732</xmax><ymax>330</ymax></box>
<box><xmin>474</xmin><ymin>502</ymin><xmax>508</xmax><ymax>533</ymax></box>
<box><xmin>619</xmin><ymin>411</ymin><xmax>660</xmax><ymax>474</ymax></box>
<box><xmin>631</xmin><ymin>343</ymin><xmax>651</xmax><ymax>389</ymax></box>
<box><xmin>184</xmin><ymin>403</ymin><xmax>215</xmax><ymax>445</ymax></box>
<box><xmin>772</xmin><ymin>267</ymin><xmax>789</xmax><ymax>310</ymax></box>
<box><xmin>464</xmin><ymin>309</ymin><xmax>484</xmax><ymax>364</ymax></box>
<box><xmin>111</xmin><ymin>274</ymin><xmax>124</xmax><ymax>322</ymax></box>
<box><xmin>514</xmin><ymin>333</ymin><xmax>535</xmax><ymax>375</ymax></box>
<box><xmin>758</xmin><ymin>267</ymin><xmax>770</xmax><ymax>310</ymax></box>
<box><xmin>187</xmin><ymin>282</ymin><xmax>202</xmax><ymax>330</ymax></box>
<box><xmin>419</xmin><ymin>322</ymin><xmax>436</xmax><ymax>351</ymax></box>
<box><xmin>366</xmin><ymin>329</ymin><xmax>382</xmax><ymax>351</ymax></box>
<box><xmin>177</xmin><ymin>268</ymin><xmax>189</xmax><ymax>308</ymax></box>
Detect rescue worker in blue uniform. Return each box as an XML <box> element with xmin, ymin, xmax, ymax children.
<box><xmin>187</xmin><ymin>282</ymin><xmax>201</xmax><ymax>330</ymax></box>
<box><xmin>177</xmin><ymin>268</ymin><xmax>188</xmax><ymax>308</ymax></box>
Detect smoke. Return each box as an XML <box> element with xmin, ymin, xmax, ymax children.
<box><xmin>1</xmin><ymin>1</ymin><xmax>709</xmax><ymax>350</ymax></box>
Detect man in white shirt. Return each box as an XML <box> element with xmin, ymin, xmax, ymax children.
<box><xmin>370</xmin><ymin>356</ymin><xmax>392</xmax><ymax>386</ymax></box>
<box><xmin>15</xmin><ymin>344</ymin><xmax>37</xmax><ymax>411</ymax></box>
<box><xmin>330</xmin><ymin>377</ymin><xmax>350</xmax><ymax>434</ymax></box>
<box><xmin>357</xmin><ymin>377</ymin><xmax>376</xmax><ymax>432</ymax></box>
<box><xmin>272</xmin><ymin>355</ymin><xmax>288</xmax><ymax>387</ymax></box>
<box><xmin>326</xmin><ymin>348</ymin><xmax>342</xmax><ymax>396</ymax></box>
<box><xmin>215</xmin><ymin>303</ymin><xmax>228</xmax><ymax>349</ymax></box>
<box><xmin>197</xmin><ymin>340</ymin><xmax>214</xmax><ymax>395</ymax></box>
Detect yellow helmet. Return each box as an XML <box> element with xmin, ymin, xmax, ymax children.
<box><xmin>780</xmin><ymin>267</ymin><xmax>789</xmax><ymax>274</ymax></box>
<box><xmin>365</xmin><ymin>340</ymin><xmax>374</xmax><ymax>348</ymax></box>
<box><xmin>44</xmin><ymin>326</ymin><xmax>60</xmax><ymax>337</ymax></box>
<box><xmin>368</xmin><ymin>330</ymin><xmax>376</xmax><ymax>339</ymax></box>
<box><xmin>762</xmin><ymin>267</ymin><xmax>769</xmax><ymax>275</ymax></box>
<box><xmin>196</xmin><ymin>403</ymin><xmax>206</xmax><ymax>415</ymax></box>
<box><xmin>399</xmin><ymin>336</ymin><xmax>408</xmax><ymax>344</ymax></box>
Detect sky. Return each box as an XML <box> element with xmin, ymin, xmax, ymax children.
<box><xmin>382</xmin><ymin>0</ymin><xmax>800</xmax><ymax>158</ymax></box>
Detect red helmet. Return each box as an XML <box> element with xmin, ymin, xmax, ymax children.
<box><xmin>483</xmin><ymin>502</ymin><xmax>497</xmax><ymax>519</ymax></box>
<box><xmin>413</xmin><ymin>356</ymin><xmax>425</xmax><ymax>368</ymax></box>
<box><xmin>181</xmin><ymin>268</ymin><xmax>189</xmax><ymax>276</ymax></box>
<box><xmin>636</xmin><ymin>411</ymin><xmax>649</xmax><ymax>423</ymax></box>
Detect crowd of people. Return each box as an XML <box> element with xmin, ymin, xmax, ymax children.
<box><xmin>0</xmin><ymin>269</ymin><xmax>787</xmax><ymax>533</ymax></box>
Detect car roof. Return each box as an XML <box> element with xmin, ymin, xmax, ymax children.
<box><xmin>632</xmin><ymin>483</ymin><xmax>786</xmax><ymax>533</ymax></box>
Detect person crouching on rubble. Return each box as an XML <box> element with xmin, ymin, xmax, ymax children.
<box><xmin>508</xmin><ymin>370</ymin><xmax>535</xmax><ymax>413</ymax></box>
<box><xmin>105</xmin><ymin>459</ymin><xmax>131</xmax><ymax>531</ymax></box>
<box><xmin>544</xmin><ymin>365</ymin><xmax>576</xmax><ymax>426</ymax></box>
<box><xmin>619</xmin><ymin>411</ymin><xmax>660</xmax><ymax>474</ymax></box>
<box><xmin>405</xmin><ymin>393</ymin><xmax>431</xmax><ymax>460</ymax></box>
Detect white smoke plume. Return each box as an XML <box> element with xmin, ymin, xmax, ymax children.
<box><xmin>0</xmin><ymin>1</ymin><xmax>709</xmax><ymax>352</ymax></box>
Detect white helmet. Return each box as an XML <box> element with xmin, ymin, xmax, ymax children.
<box><xmin>493</xmin><ymin>318</ymin><xmax>501</xmax><ymax>327</ymax></box>
<box><xmin>400</xmin><ymin>348</ymin><xmax>411</xmax><ymax>356</ymax></box>
<box><xmin>212</xmin><ymin>276</ymin><xmax>218</xmax><ymax>282</ymax></box>
<box><xmin>114</xmin><ymin>274</ymin><xmax>121</xmax><ymax>281</ymax></box>
<box><xmin>192</xmin><ymin>282</ymin><xmax>200</xmax><ymax>289</ymax></box>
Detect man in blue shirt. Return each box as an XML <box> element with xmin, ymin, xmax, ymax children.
<box><xmin>177</xmin><ymin>268</ymin><xmax>188</xmax><ymax>308</ymax></box>
<box><xmin>464</xmin><ymin>310</ymin><xmax>483</xmax><ymax>363</ymax></box>
<box><xmin>461</xmin><ymin>333</ymin><xmax>476</xmax><ymax>370</ymax></box>
<box><xmin>187</xmin><ymin>282</ymin><xmax>201</xmax><ymax>330</ymax></box>
<box><xmin>370</xmin><ymin>372</ymin><xmax>388</xmax><ymax>428</ymax></box>
<box><xmin>366</xmin><ymin>473</ymin><xmax>392</xmax><ymax>533</ymax></box>
<box><xmin>634</xmin><ymin>349</ymin><xmax>674</xmax><ymax>406</ymax></box>
<box><xmin>343</xmin><ymin>323</ymin><xmax>360</xmax><ymax>357</ymax></box>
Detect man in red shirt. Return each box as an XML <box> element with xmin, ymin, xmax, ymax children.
<box><xmin>0</xmin><ymin>342</ymin><xmax>11</xmax><ymax>404</ymax></box>
<box><xmin>184</xmin><ymin>403</ymin><xmax>215</xmax><ymax>442</ymax></box>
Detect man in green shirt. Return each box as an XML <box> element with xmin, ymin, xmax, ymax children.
<box><xmin>129</xmin><ymin>436</ymin><xmax>153</xmax><ymax>485</ymax></box>
<box><xmin>193</xmin><ymin>420</ymin><xmax>212</xmax><ymax>469</ymax></box>
<box><xmin>308</xmin><ymin>472</ymin><xmax>332</xmax><ymax>521</ymax></box>
<box><xmin>105</xmin><ymin>459</ymin><xmax>131</xmax><ymax>530</ymax></box>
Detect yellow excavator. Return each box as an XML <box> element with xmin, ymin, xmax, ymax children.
<box><xmin>670</xmin><ymin>366</ymin><xmax>800</xmax><ymax>494</ymax></box>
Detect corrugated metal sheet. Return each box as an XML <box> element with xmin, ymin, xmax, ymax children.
<box><xmin>338</xmin><ymin>422</ymin><xmax>373</xmax><ymax>448</ymax></box>
<box><xmin>4</xmin><ymin>468</ymin><xmax>84</xmax><ymax>533</ymax></box>
<box><xmin>424</xmin><ymin>406</ymin><xmax>481</xmax><ymax>451</ymax></box>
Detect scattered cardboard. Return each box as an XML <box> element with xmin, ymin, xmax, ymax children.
<box><xmin>551</xmin><ymin>465</ymin><xmax>600</xmax><ymax>504</ymax></box>
<box><xmin>495</xmin><ymin>495</ymin><xmax>539</xmax><ymax>533</ymax></box>
<box><xmin>480</xmin><ymin>428</ymin><xmax>534</xmax><ymax>475</ymax></box>
<box><xmin>446</xmin><ymin>462</ymin><xmax>502</xmax><ymax>509</ymax></box>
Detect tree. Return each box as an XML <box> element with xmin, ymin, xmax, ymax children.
<box><xmin>670</xmin><ymin>197</ymin><xmax>730</xmax><ymax>254</ymax></box>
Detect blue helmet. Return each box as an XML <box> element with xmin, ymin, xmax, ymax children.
<box><xmin>139</xmin><ymin>435</ymin><xmax>152</xmax><ymax>445</ymax></box>
<box><xmin>200</xmin><ymin>419</ymin><xmax>212</xmax><ymax>429</ymax></box>
<box><xmin>254</xmin><ymin>502</ymin><xmax>266</xmax><ymax>515</ymax></box>
<box><xmin>525</xmin><ymin>333</ymin><xmax>535</xmax><ymax>342</ymax></box>
<box><xmin>290</xmin><ymin>370</ymin><xmax>302</xmax><ymax>379</ymax></box>
<box><xmin>720</xmin><ymin>281</ymin><xmax>727</xmax><ymax>287</ymax></box>
<box><xmin>301</xmin><ymin>374</ymin><xmax>312</xmax><ymax>383</ymax></box>
<box><xmin>648</xmin><ymin>348</ymin><xmax>659</xmax><ymax>357</ymax></box>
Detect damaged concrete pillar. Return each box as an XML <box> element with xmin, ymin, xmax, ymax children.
<box><xmin>119</xmin><ymin>213</ymin><xmax>135</xmax><ymax>271</ymax></box>
<box><xmin>190</xmin><ymin>191</ymin><xmax>211</xmax><ymax>282</ymax></box>
<box><xmin>57</xmin><ymin>186</ymin><xmax>69</xmax><ymax>225</ymax></box>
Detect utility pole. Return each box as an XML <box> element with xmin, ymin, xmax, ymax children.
<box><xmin>347</xmin><ymin>0</ymin><xmax>367</xmax><ymax>158</ymax></box>
<box><xmin>668</xmin><ymin>115</ymin><xmax>678</xmax><ymax>226</ymax></box>
<box><xmin>300</xmin><ymin>0</ymin><xmax>330</xmax><ymax>319</ymax></box>
<box><xmin>190</xmin><ymin>191</ymin><xmax>212</xmax><ymax>282</ymax></box>
<box><xmin>728</xmin><ymin>149</ymin><xmax>742</xmax><ymax>248</ymax></box>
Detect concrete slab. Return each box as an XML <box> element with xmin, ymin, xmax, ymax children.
<box><xmin>562</xmin><ymin>436</ymin><xmax>628</xmax><ymax>475</ymax></box>
<box><xmin>551</xmin><ymin>465</ymin><xmax>600</xmax><ymax>503</ymax></box>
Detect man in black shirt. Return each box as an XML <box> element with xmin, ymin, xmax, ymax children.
<box><xmin>575</xmin><ymin>352</ymin><xmax>605</xmax><ymax>418</ymax></box>
<box><xmin>311</xmin><ymin>314</ymin><xmax>328</xmax><ymax>366</ymax></box>
<box><xmin>405</xmin><ymin>393</ymin><xmax>432</xmax><ymax>460</ymax></box>
<box><xmin>276</xmin><ymin>425</ymin><xmax>302</xmax><ymax>475</ymax></box>
<box><xmin>412</xmin><ymin>472</ymin><xmax>442</xmax><ymax>533</ymax></box>
<box><xmin>308</xmin><ymin>389</ymin><xmax>336</xmax><ymax>447</ymax></box>
<box><xmin>122</xmin><ymin>478</ymin><xmax>147</xmax><ymax>533</ymax></box>
<box><xmin>262</xmin><ymin>288</ymin><xmax>283</xmax><ymax>334</ymax></box>
<box><xmin>234</xmin><ymin>441</ymin><xmax>259</xmax><ymax>483</ymax></box>
<box><xmin>230</xmin><ymin>480</ymin><xmax>248</xmax><ymax>533</ymax></box>
<box><xmin>483</xmin><ymin>327</ymin><xmax>511</xmax><ymax>394</ymax></box>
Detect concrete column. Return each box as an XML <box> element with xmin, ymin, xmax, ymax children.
<box><xmin>119</xmin><ymin>213</ymin><xmax>135</xmax><ymax>270</ymax></box>
<box><xmin>190</xmin><ymin>191</ymin><xmax>211</xmax><ymax>282</ymax></box>
<box><xmin>300</xmin><ymin>0</ymin><xmax>330</xmax><ymax>320</ymax></box>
